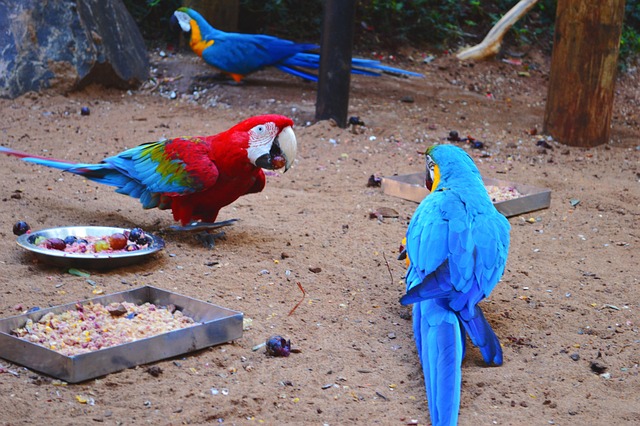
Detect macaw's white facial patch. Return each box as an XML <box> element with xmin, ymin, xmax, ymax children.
<box><xmin>426</xmin><ymin>154</ymin><xmax>435</xmax><ymax>183</ymax></box>
<box><xmin>246</xmin><ymin>122</ymin><xmax>279</xmax><ymax>165</ymax></box>
<box><xmin>173</xmin><ymin>11</ymin><xmax>192</xmax><ymax>32</ymax></box>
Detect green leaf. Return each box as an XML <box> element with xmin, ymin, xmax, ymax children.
<box><xmin>68</xmin><ymin>268</ymin><xmax>91</xmax><ymax>278</ymax></box>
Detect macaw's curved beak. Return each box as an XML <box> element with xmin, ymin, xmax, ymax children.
<box><xmin>425</xmin><ymin>167</ymin><xmax>433</xmax><ymax>191</ymax></box>
<box><xmin>255</xmin><ymin>126</ymin><xmax>297</xmax><ymax>172</ymax></box>
<box><xmin>169</xmin><ymin>14</ymin><xmax>182</xmax><ymax>33</ymax></box>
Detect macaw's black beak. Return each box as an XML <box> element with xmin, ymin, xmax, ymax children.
<box><xmin>254</xmin><ymin>126</ymin><xmax>297</xmax><ymax>172</ymax></box>
<box><xmin>255</xmin><ymin>150</ymin><xmax>281</xmax><ymax>171</ymax></box>
<box><xmin>398</xmin><ymin>248</ymin><xmax>407</xmax><ymax>261</ymax></box>
<box><xmin>169</xmin><ymin>14</ymin><xmax>182</xmax><ymax>33</ymax></box>
<box><xmin>425</xmin><ymin>167</ymin><xmax>433</xmax><ymax>191</ymax></box>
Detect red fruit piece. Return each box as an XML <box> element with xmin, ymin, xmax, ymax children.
<box><xmin>108</xmin><ymin>233</ymin><xmax>128</xmax><ymax>250</ymax></box>
<box><xmin>271</xmin><ymin>155</ymin><xmax>286</xmax><ymax>169</ymax></box>
<box><xmin>45</xmin><ymin>238</ymin><xmax>66</xmax><ymax>251</ymax></box>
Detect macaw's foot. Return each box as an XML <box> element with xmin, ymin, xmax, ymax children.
<box><xmin>195</xmin><ymin>230</ymin><xmax>227</xmax><ymax>249</ymax></box>
<box><xmin>168</xmin><ymin>219</ymin><xmax>238</xmax><ymax>232</ymax></box>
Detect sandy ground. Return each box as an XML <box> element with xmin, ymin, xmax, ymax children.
<box><xmin>0</xmin><ymin>49</ymin><xmax>638</xmax><ymax>425</ymax></box>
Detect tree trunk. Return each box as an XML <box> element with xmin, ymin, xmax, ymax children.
<box><xmin>183</xmin><ymin>0</ymin><xmax>238</xmax><ymax>32</ymax></box>
<box><xmin>543</xmin><ymin>0</ymin><xmax>625</xmax><ymax>147</ymax></box>
<box><xmin>315</xmin><ymin>0</ymin><xmax>355</xmax><ymax>128</ymax></box>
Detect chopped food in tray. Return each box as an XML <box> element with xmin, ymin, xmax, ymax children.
<box><xmin>29</xmin><ymin>227</ymin><xmax>152</xmax><ymax>254</ymax></box>
<box><xmin>12</xmin><ymin>301</ymin><xmax>198</xmax><ymax>356</ymax></box>
<box><xmin>485</xmin><ymin>184</ymin><xmax>522</xmax><ymax>202</ymax></box>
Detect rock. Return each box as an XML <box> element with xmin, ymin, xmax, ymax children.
<box><xmin>0</xmin><ymin>0</ymin><xmax>149</xmax><ymax>99</ymax></box>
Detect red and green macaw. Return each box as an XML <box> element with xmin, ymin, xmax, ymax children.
<box><xmin>400</xmin><ymin>144</ymin><xmax>510</xmax><ymax>426</ymax></box>
<box><xmin>172</xmin><ymin>7</ymin><xmax>423</xmax><ymax>83</ymax></box>
<box><xmin>0</xmin><ymin>114</ymin><xmax>297</xmax><ymax>245</ymax></box>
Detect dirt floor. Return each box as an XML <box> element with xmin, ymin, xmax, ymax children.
<box><xmin>0</xmin><ymin>48</ymin><xmax>638</xmax><ymax>426</ymax></box>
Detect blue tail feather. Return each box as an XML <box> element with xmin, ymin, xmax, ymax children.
<box><xmin>459</xmin><ymin>306</ymin><xmax>503</xmax><ymax>366</ymax></box>
<box><xmin>415</xmin><ymin>301</ymin><xmax>463</xmax><ymax>426</ymax></box>
<box><xmin>280</xmin><ymin>52</ymin><xmax>423</xmax><ymax>80</ymax></box>
<box><xmin>6</xmin><ymin>152</ymin><xmax>158</xmax><ymax>208</ymax></box>
<box><xmin>275</xmin><ymin>64</ymin><xmax>318</xmax><ymax>82</ymax></box>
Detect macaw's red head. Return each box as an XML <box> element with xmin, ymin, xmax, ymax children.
<box><xmin>230</xmin><ymin>114</ymin><xmax>297</xmax><ymax>172</ymax></box>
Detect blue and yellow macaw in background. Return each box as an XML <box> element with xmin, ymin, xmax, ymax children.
<box><xmin>400</xmin><ymin>144</ymin><xmax>510</xmax><ymax>426</ymax></box>
<box><xmin>172</xmin><ymin>7</ymin><xmax>423</xmax><ymax>83</ymax></box>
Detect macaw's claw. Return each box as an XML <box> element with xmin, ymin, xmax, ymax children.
<box><xmin>168</xmin><ymin>219</ymin><xmax>238</xmax><ymax>232</ymax></box>
<box><xmin>195</xmin><ymin>231</ymin><xmax>227</xmax><ymax>249</ymax></box>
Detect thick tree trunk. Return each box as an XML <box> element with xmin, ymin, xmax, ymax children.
<box><xmin>543</xmin><ymin>0</ymin><xmax>625</xmax><ymax>147</ymax></box>
<box><xmin>183</xmin><ymin>0</ymin><xmax>238</xmax><ymax>32</ymax></box>
<box><xmin>315</xmin><ymin>0</ymin><xmax>355</xmax><ymax>128</ymax></box>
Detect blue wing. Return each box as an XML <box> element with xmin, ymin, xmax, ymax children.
<box><xmin>201</xmin><ymin>32</ymin><xmax>318</xmax><ymax>75</ymax></box>
<box><xmin>402</xmin><ymin>188</ymin><xmax>509</xmax><ymax>364</ymax></box>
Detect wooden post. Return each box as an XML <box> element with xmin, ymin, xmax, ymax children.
<box><xmin>543</xmin><ymin>0</ymin><xmax>625</xmax><ymax>147</ymax></box>
<box><xmin>315</xmin><ymin>0</ymin><xmax>355</xmax><ymax>128</ymax></box>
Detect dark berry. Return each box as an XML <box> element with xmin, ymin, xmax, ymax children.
<box><xmin>44</xmin><ymin>238</ymin><xmax>66</xmax><ymax>251</ymax></box>
<box><xmin>77</xmin><ymin>238</ymin><xmax>89</xmax><ymax>245</ymax></box>
<box><xmin>367</xmin><ymin>174</ymin><xmax>381</xmax><ymax>188</ymax></box>
<box><xmin>536</xmin><ymin>139</ymin><xmax>553</xmax><ymax>150</ymax></box>
<box><xmin>348</xmin><ymin>116</ymin><xmax>365</xmax><ymax>126</ymax></box>
<box><xmin>13</xmin><ymin>221</ymin><xmax>30</xmax><ymax>236</ymax></box>
<box><xmin>129</xmin><ymin>227</ymin><xmax>144</xmax><ymax>242</ymax></box>
<box><xmin>80</xmin><ymin>106</ymin><xmax>90</xmax><ymax>116</ymax></box>
<box><xmin>63</xmin><ymin>235</ymin><xmax>78</xmax><ymax>246</ymax></box>
<box><xmin>265</xmin><ymin>335</ymin><xmax>291</xmax><ymax>357</ymax></box>
<box><xmin>27</xmin><ymin>234</ymin><xmax>38</xmax><ymax>244</ymax></box>
<box><xmin>447</xmin><ymin>130</ymin><xmax>460</xmax><ymax>142</ymax></box>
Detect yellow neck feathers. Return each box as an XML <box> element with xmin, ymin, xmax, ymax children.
<box><xmin>431</xmin><ymin>164</ymin><xmax>441</xmax><ymax>192</ymax></box>
<box><xmin>188</xmin><ymin>20</ymin><xmax>214</xmax><ymax>57</ymax></box>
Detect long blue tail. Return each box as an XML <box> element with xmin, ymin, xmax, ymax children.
<box><xmin>0</xmin><ymin>145</ymin><xmax>118</xmax><ymax>181</ymax></box>
<box><xmin>280</xmin><ymin>52</ymin><xmax>423</xmax><ymax>82</ymax></box>
<box><xmin>413</xmin><ymin>300</ymin><xmax>464</xmax><ymax>426</ymax></box>
<box><xmin>0</xmin><ymin>146</ymin><xmax>159</xmax><ymax>208</ymax></box>
<box><xmin>459</xmin><ymin>306</ymin><xmax>503</xmax><ymax>366</ymax></box>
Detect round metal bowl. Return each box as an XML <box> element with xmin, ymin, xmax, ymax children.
<box><xmin>16</xmin><ymin>226</ymin><xmax>165</xmax><ymax>269</ymax></box>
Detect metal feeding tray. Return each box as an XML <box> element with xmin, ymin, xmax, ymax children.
<box><xmin>16</xmin><ymin>226</ymin><xmax>165</xmax><ymax>270</ymax></box>
<box><xmin>382</xmin><ymin>173</ymin><xmax>551</xmax><ymax>217</ymax></box>
<box><xmin>0</xmin><ymin>286</ymin><xmax>243</xmax><ymax>383</ymax></box>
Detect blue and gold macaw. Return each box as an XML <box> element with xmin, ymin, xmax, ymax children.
<box><xmin>400</xmin><ymin>144</ymin><xmax>510</xmax><ymax>426</ymax></box>
<box><xmin>172</xmin><ymin>7</ymin><xmax>423</xmax><ymax>83</ymax></box>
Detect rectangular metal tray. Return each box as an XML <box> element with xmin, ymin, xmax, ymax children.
<box><xmin>0</xmin><ymin>286</ymin><xmax>243</xmax><ymax>383</ymax></box>
<box><xmin>382</xmin><ymin>173</ymin><xmax>551</xmax><ymax>217</ymax></box>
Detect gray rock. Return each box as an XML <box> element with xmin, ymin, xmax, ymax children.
<box><xmin>0</xmin><ymin>0</ymin><xmax>149</xmax><ymax>98</ymax></box>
